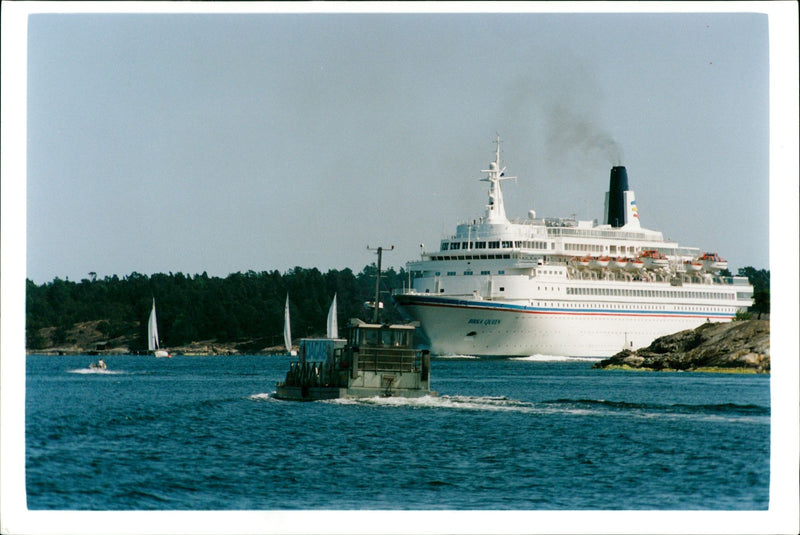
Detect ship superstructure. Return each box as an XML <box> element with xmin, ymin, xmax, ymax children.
<box><xmin>394</xmin><ymin>137</ymin><xmax>754</xmax><ymax>357</ymax></box>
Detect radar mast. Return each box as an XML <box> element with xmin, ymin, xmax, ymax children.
<box><xmin>480</xmin><ymin>135</ymin><xmax>517</xmax><ymax>223</ymax></box>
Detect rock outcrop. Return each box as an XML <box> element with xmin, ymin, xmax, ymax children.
<box><xmin>593</xmin><ymin>320</ymin><xmax>770</xmax><ymax>373</ymax></box>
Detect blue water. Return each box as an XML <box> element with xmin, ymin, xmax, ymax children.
<box><xmin>26</xmin><ymin>354</ymin><xmax>769</xmax><ymax>510</ymax></box>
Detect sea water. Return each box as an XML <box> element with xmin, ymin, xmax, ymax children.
<box><xmin>25</xmin><ymin>354</ymin><xmax>769</xmax><ymax>510</ymax></box>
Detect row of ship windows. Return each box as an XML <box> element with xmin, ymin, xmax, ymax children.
<box><xmin>434</xmin><ymin>269</ymin><xmax>557</xmax><ymax>276</ymax></box>
<box><xmin>563</xmin><ymin>243</ymin><xmax>644</xmax><ymax>254</ymax></box>
<box><xmin>429</xmin><ymin>254</ymin><xmax>513</xmax><ymax>261</ymax></box>
<box><xmin>533</xmin><ymin>302</ymin><xmax>733</xmax><ymax>312</ymax></box>
<box><xmin>437</xmin><ymin>270</ymin><xmax>507</xmax><ymax>276</ymax></box>
<box><xmin>441</xmin><ymin>240</ymin><xmax>552</xmax><ymax>251</ymax></box>
<box><xmin>566</xmin><ymin>287</ymin><xmax>735</xmax><ymax>300</ymax></box>
<box><xmin>565</xmin><ymin>243</ymin><xmax>604</xmax><ymax>252</ymax></box>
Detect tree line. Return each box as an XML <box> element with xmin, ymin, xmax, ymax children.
<box><xmin>26</xmin><ymin>266</ymin><xmax>769</xmax><ymax>351</ymax></box>
<box><xmin>26</xmin><ymin>265</ymin><xmax>411</xmax><ymax>351</ymax></box>
<box><xmin>732</xmin><ymin>267</ymin><xmax>769</xmax><ymax>319</ymax></box>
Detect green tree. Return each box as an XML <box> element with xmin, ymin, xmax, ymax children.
<box><xmin>737</xmin><ymin>267</ymin><xmax>770</xmax><ymax>318</ymax></box>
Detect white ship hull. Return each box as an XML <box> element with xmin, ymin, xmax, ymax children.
<box><xmin>396</xmin><ymin>293</ymin><xmax>735</xmax><ymax>357</ymax></box>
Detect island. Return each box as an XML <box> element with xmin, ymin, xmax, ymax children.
<box><xmin>592</xmin><ymin>319</ymin><xmax>770</xmax><ymax>373</ymax></box>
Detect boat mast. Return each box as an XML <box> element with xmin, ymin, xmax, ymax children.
<box><xmin>481</xmin><ymin>135</ymin><xmax>516</xmax><ymax>223</ymax></box>
<box><xmin>367</xmin><ymin>245</ymin><xmax>394</xmax><ymax>323</ymax></box>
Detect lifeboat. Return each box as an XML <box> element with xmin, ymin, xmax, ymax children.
<box><xmin>624</xmin><ymin>258</ymin><xmax>644</xmax><ymax>271</ymax></box>
<box><xmin>683</xmin><ymin>260</ymin><xmax>703</xmax><ymax>272</ymax></box>
<box><xmin>638</xmin><ymin>249</ymin><xmax>669</xmax><ymax>269</ymax></box>
<box><xmin>698</xmin><ymin>252</ymin><xmax>727</xmax><ymax>272</ymax></box>
<box><xmin>609</xmin><ymin>257</ymin><xmax>628</xmax><ymax>270</ymax></box>
<box><xmin>590</xmin><ymin>256</ymin><xmax>610</xmax><ymax>269</ymax></box>
<box><xmin>570</xmin><ymin>256</ymin><xmax>591</xmax><ymax>268</ymax></box>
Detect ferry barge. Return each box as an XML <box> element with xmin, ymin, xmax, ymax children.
<box><xmin>275</xmin><ymin>321</ymin><xmax>434</xmax><ymax>401</ymax></box>
<box><xmin>275</xmin><ymin>246</ymin><xmax>435</xmax><ymax>401</ymax></box>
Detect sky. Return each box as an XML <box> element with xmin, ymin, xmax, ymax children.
<box><xmin>14</xmin><ymin>5</ymin><xmax>779</xmax><ymax>284</ymax></box>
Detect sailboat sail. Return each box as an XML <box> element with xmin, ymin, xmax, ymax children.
<box><xmin>284</xmin><ymin>294</ymin><xmax>292</xmax><ymax>354</ymax></box>
<box><xmin>326</xmin><ymin>293</ymin><xmax>338</xmax><ymax>339</ymax></box>
<box><xmin>148</xmin><ymin>299</ymin><xmax>170</xmax><ymax>357</ymax></box>
<box><xmin>148</xmin><ymin>299</ymin><xmax>159</xmax><ymax>351</ymax></box>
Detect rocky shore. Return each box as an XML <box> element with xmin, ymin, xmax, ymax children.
<box><xmin>593</xmin><ymin>319</ymin><xmax>770</xmax><ymax>373</ymax></box>
<box><xmin>26</xmin><ymin>320</ymin><xmax>285</xmax><ymax>356</ymax></box>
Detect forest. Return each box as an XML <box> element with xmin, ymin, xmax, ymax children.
<box><xmin>25</xmin><ymin>265</ymin><xmax>411</xmax><ymax>352</ymax></box>
<box><xmin>25</xmin><ymin>265</ymin><xmax>769</xmax><ymax>352</ymax></box>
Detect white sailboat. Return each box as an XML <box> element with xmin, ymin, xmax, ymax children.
<box><xmin>148</xmin><ymin>298</ymin><xmax>171</xmax><ymax>358</ymax></box>
<box><xmin>326</xmin><ymin>293</ymin><xmax>338</xmax><ymax>339</ymax></box>
<box><xmin>284</xmin><ymin>294</ymin><xmax>297</xmax><ymax>356</ymax></box>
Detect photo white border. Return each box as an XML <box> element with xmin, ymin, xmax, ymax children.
<box><xmin>2</xmin><ymin>2</ymin><xmax>797</xmax><ymax>534</ymax></box>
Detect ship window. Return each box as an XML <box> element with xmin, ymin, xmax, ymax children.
<box><xmin>447</xmin><ymin>271</ymin><xmax>456</xmax><ymax>276</ymax></box>
<box><xmin>462</xmin><ymin>242</ymin><xmax>470</xmax><ymax>250</ymax></box>
<box><xmin>451</xmin><ymin>242</ymin><xmax>460</xmax><ymax>250</ymax></box>
<box><xmin>475</xmin><ymin>241</ymin><xmax>486</xmax><ymax>249</ymax></box>
<box><xmin>464</xmin><ymin>271</ymin><xmax>473</xmax><ymax>275</ymax></box>
<box><xmin>499</xmin><ymin>287</ymin><xmax>505</xmax><ymax>292</ymax></box>
<box><xmin>481</xmin><ymin>270</ymin><xmax>490</xmax><ymax>275</ymax></box>
<box><xmin>363</xmin><ymin>329</ymin><xmax>380</xmax><ymax>346</ymax></box>
<box><xmin>498</xmin><ymin>270</ymin><xmax>504</xmax><ymax>274</ymax></box>
<box><xmin>502</xmin><ymin>241</ymin><xmax>513</xmax><ymax>248</ymax></box>
<box><xmin>489</xmin><ymin>241</ymin><xmax>500</xmax><ymax>249</ymax></box>
<box><xmin>435</xmin><ymin>272</ymin><xmax>441</xmax><ymax>276</ymax></box>
<box><xmin>441</xmin><ymin>242</ymin><xmax>449</xmax><ymax>251</ymax></box>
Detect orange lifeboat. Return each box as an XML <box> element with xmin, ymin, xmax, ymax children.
<box><xmin>683</xmin><ymin>259</ymin><xmax>703</xmax><ymax>272</ymax></box>
<box><xmin>638</xmin><ymin>249</ymin><xmax>669</xmax><ymax>269</ymax></box>
<box><xmin>698</xmin><ymin>252</ymin><xmax>727</xmax><ymax>272</ymax></box>
<box><xmin>609</xmin><ymin>257</ymin><xmax>628</xmax><ymax>270</ymax></box>
<box><xmin>591</xmin><ymin>256</ymin><xmax>610</xmax><ymax>269</ymax></box>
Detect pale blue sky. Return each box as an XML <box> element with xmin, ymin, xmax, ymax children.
<box><xmin>19</xmin><ymin>8</ymin><xmax>774</xmax><ymax>282</ymax></box>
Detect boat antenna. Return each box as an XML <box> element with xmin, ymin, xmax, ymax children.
<box><xmin>366</xmin><ymin>245</ymin><xmax>394</xmax><ymax>323</ymax></box>
<box><xmin>480</xmin><ymin>134</ymin><xmax>516</xmax><ymax>223</ymax></box>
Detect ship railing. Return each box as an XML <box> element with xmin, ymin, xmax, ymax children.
<box><xmin>355</xmin><ymin>346</ymin><xmax>419</xmax><ymax>373</ymax></box>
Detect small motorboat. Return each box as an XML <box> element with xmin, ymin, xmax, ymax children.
<box><xmin>89</xmin><ymin>359</ymin><xmax>107</xmax><ymax>370</ymax></box>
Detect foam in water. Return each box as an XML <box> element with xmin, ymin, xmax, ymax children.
<box><xmin>68</xmin><ymin>368</ymin><xmax>125</xmax><ymax>375</ymax></box>
<box><xmin>510</xmin><ymin>354</ymin><xmax>603</xmax><ymax>362</ymax></box>
<box><xmin>320</xmin><ymin>395</ymin><xmax>770</xmax><ymax>424</ymax></box>
<box><xmin>325</xmin><ymin>394</ymin><xmax>539</xmax><ymax>413</ymax></box>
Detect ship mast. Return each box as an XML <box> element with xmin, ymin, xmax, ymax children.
<box><xmin>481</xmin><ymin>135</ymin><xmax>516</xmax><ymax>223</ymax></box>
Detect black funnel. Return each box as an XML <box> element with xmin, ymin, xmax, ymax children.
<box><xmin>607</xmin><ymin>166</ymin><xmax>628</xmax><ymax>228</ymax></box>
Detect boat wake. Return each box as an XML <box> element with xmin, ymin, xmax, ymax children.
<box><xmin>326</xmin><ymin>394</ymin><xmax>537</xmax><ymax>413</ymax></box>
<box><xmin>323</xmin><ymin>395</ymin><xmax>769</xmax><ymax>422</ymax></box>
<box><xmin>538</xmin><ymin>398</ymin><xmax>770</xmax><ymax>423</ymax></box>
<box><xmin>435</xmin><ymin>354</ymin><xmax>480</xmax><ymax>360</ymax></box>
<box><xmin>68</xmin><ymin>368</ymin><xmax>125</xmax><ymax>375</ymax></box>
<box><xmin>509</xmin><ymin>354</ymin><xmax>603</xmax><ymax>362</ymax></box>
<box><xmin>248</xmin><ymin>392</ymin><xmax>274</xmax><ymax>401</ymax></box>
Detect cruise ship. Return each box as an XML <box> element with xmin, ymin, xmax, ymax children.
<box><xmin>394</xmin><ymin>138</ymin><xmax>754</xmax><ymax>357</ymax></box>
